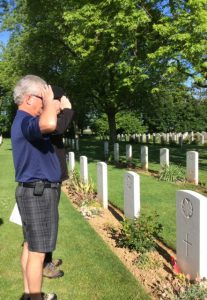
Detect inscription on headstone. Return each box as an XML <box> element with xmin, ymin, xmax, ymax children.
<box><xmin>176</xmin><ymin>190</ymin><xmax>207</xmax><ymax>280</ymax></box>
<box><xmin>124</xmin><ymin>171</ymin><xmax>140</xmax><ymax>219</ymax></box>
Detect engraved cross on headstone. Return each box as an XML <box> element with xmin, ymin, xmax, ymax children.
<box><xmin>183</xmin><ymin>233</ymin><xmax>192</xmax><ymax>256</ymax></box>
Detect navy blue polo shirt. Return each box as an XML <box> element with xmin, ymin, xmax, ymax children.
<box><xmin>11</xmin><ymin>110</ymin><xmax>61</xmax><ymax>183</ymax></box>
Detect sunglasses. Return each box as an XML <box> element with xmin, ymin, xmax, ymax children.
<box><xmin>32</xmin><ymin>94</ymin><xmax>43</xmax><ymax>101</ymax></box>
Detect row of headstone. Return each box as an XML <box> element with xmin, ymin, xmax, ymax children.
<box><xmin>63</xmin><ymin>138</ymin><xmax>79</xmax><ymax>151</ymax></box>
<box><xmin>105</xmin><ymin>143</ymin><xmax>199</xmax><ymax>185</ymax></box>
<box><xmin>68</xmin><ymin>151</ymin><xmax>207</xmax><ymax>281</ymax></box>
<box><xmin>68</xmin><ymin>152</ymin><xmax>140</xmax><ymax>217</ymax></box>
<box><xmin>115</xmin><ymin>131</ymin><xmax>206</xmax><ymax>145</ymax></box>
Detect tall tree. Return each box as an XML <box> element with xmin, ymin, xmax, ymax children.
<box><xmin>61</xmin><ymin>0</ymin><xmax>169</xmax><ymax>141</ymax></box>
<box><xmin>0</xmin><ymin>0</ymin><xmax>206</xmax><ymax>139</ymax></box>
<box><xmin>149</xmin><ymin>0</ymin><xmax>207</xmax><ymax>88</ymax></box>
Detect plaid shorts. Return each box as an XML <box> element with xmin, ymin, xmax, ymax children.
<box><xmin>16</xmin><ymin>185</ymin><xmax>60</xmax><ymax>252</ymax></box>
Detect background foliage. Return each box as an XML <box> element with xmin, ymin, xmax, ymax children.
<box><xmin>0</xmin><ymin>0</ymin><xmax>206</xmax><ymax>137</ymax></box>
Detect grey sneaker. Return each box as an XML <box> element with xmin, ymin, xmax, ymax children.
<box><xmin>41</xmin><ymin>293</ymin><xmax>57</xmax><ymax>300</ymax></box>
<box><xmin>52</xmin><ymin>258</ymin><xmax>62</xmax><ymax>267</ymax></box>
<box><xmin>43</xmin><ymin>262</ymin><xmax>64</xmax><ymax>279</ymax></box>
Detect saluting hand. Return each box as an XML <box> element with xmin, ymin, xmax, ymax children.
<box><xmin>60</xmin><ymin>96</ymin><xmax>72</xmax><ymax>110</ymax></box>
<box><xmin>41</xmin><ymin>85</ymin><xmax>54</xmax><ymax>107</ymax></box>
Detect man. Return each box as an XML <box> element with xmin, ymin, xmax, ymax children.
<box><xmin>11</xmin><ymin>75</ymin><xmax>61</xmax><ymax>300</ymax></box>
<box><xmin>43</xmin><ymin>86</ymin><xmax>74</xmax><ymax>279</ymax></box>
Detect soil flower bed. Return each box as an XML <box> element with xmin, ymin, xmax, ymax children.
<box><xmin>62</xmin><ymin>182</ymin><xmax>207</xmax><ymax>300</ymax></box>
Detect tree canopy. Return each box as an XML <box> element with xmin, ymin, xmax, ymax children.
<box><xmin>0</xmin><ymin>0</ymin><xmax>206</xmax><ymax>138</ymax></box>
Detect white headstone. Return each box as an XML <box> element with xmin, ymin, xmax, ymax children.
<box><xmin>75</xmin><ymin>139</ymin><xmax>79</xmax><ymax>151</ymax></box>
<box><xmin>71</xmin><ymin>139</ymin><xmax>75</xmax><ymax>149</ymax></box>
<box><xmin>201</xmin><ymin>131</ymin><xmax>207</xmax><ymax>139</ymax></box>
<box><xmin>114</xmin><ymin>143</ymin><xmax>119</xmax><ymax>162</ymax></box>
<box><xmin>126</xmin><ymin>144</ymin><xmax>132</xmax><ymax>161</ymax></box>
<box><xmin>171</xmin><ymin>133</ymin><xmax>176</xmax><ymax>142</ymax></box>
<box><xmin>174</xmin><ymin>134</ymin><xmax>178</xmax><ymax>142</ymax></box>
<box><xmin>124</xmin><ymin>171</ymin><xmax>140</xmax><ymax>219</ymax></box>
<box><xmin>80</xmin><ymin>156</ymin><xmax>88</xmax><ymax>184</ymax></box>
<box><xmin>141</xmin><ymin>146</ymin><xmax>148</xmax><ymax>171</ymax></box>
<box><xmin>137</xmin><ymin>134</ymin><xmax>140</xmax><ymax>143</ymax></box>
<box><xmin>68</xmin><ymin>152</ymin><xmax>75</xmax><ymax>173</ymax></box>
<box><xmin>160</xmin><ymin>148</ymin><xmax>169</xmax><ymax>167</ymax></box>
<box><xmin>166</xmin><ymin>133</ymin><xmax>169</xmax><ymax>143</ymax></box>
<box><xmin>179</xmin><ymin>135</ymin><xmax>183</xmax><ymax>147</ymax></box>
<box><xmin>156</xmin><ymin>133</ymin><xmax>161</xmax><ymax>144</ymax></box>
<box><xmin>176</xmin><ymin>190</ymin><xmax>207</xmax><ymax>280</ymax></box>
<box><xmin>104</xmin><ymin>141</ymin><xmax>109</xmax><ymax>158</ymax></box>
<box><xmin>183</xmin><ymin>132</ymin><xmax>188</xmax><ymax>140</ymax></box>
<box><xmin>131</xmin><ymin>134</ymin><xmax>136</xmax><ymax>141</ymax></box>
<box><xmin>190</xmin><ymin>131</ymin><xmax>194</xmax><ymax>143</ymax></box>
<box><xmin>186</xmin><ymin>151</ymin><xmax>198</xmax><ymax>185</ymax></box>
<box><xmin>97</xmin><ymin>162</ymin><xmax>108</xmax><ymax>209</ymax></box>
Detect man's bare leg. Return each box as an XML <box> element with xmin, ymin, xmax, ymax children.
<box><xmin>27</xmin><ymin>250</ymin><xmax>45</xmax><ymax>300</ymax></box>
<box><xmin>21</xmin><ymin>242</ymin><xmax>29</xmax><ymax>294</ymax></box>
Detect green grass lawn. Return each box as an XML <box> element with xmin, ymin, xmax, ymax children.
<box><xmin>0</xmin><ymin>139</ymin><xmax>151</xmax><ymax>300</ymax></box>
<box><xmin>72</xmin><ymin>136</ymin><xmax>206</xmax><ymax>250</ymax></box>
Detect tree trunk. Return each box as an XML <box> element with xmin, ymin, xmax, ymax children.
<box><xmin>106</xmin><ymin>109</ymin><xmax>117</xmax><ymax>143</ymax></box>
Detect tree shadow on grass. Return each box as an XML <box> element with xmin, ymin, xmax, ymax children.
<box><xmin>0</xmin><ymin>218</ymin><xmax>4</xmax><ymax>226</ymax></box>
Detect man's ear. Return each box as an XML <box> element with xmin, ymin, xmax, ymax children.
<box><xmin>25</xmin><ymin>95</ymin><xmax>32</xmax><ymax>105</ymax></box>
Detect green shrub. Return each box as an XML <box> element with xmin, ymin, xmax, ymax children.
<box><xmin>191</xmin><ymin>135</ymin><xmax>200</xmax><ymax>145</ymax></box>
<box><xmin>90</xmin><ymin>112</ymin><xmax>147</xmax><ymax>137</ymax></box>
<box><xmin>90</xmin><ymin>114</ymin><xmax>109</xmax><ymax>136</ymax></box>
<box><xmin>183</xmin><ymin>137</ymin><xmax>190</xmax><ymax>144</ymax></box>
<box><xmin>116</xmin><ymin>112</ymin><xmax>147</xmax><ymax>135</ymax></box>
<box><xmin>66</xmin><ymin>171</ymin><xmax>96</xmax><ymax>206</ymax></box>
<box><xmin>116</xmin><ymin>212</ymin><xmax>163</xmax><ymax>253</ymax></box>
<box><xmin>159</xmin><ymin>164</ymin><xmax>186</xmax><ymax>183</ymax></box>
<box><xmin>191</xmin><ymin>139</ymin><xmax>200</xmax><ymax>145</ymax></box>
<box><xmin>174</xmin><ymin>282</ymin><xmax>207</xmax><ymax>300</ymax></box>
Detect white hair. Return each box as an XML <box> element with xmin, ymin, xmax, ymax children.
<box><xmin>13</xmin><ymin>75</ymin><xmax>46</xmax><ymax>105</ymax></box>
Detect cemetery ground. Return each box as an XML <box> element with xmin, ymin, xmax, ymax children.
<box><xmin>66</xmin><ymin>136</ymin><xmax>207</xmax><ymax>299</ymax></box>
<box><xmin>0</xmin><ymin>139</ymin><xmax>149</xmax><ymax>300</ymax></box>
<box><xmin>75</xmin><ymin>136</ymin><xmax>207</xmax><ymax>250</ymax></box>
<box><xmin>1</xmin><ymin>138</ymin><xmax>207</xmax><ymax>299</ymax></box>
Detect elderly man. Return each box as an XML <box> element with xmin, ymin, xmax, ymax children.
<box><xmin>11</xmin><ymin>75</ymin><xmax>61</xmax><ymax>300</ymax></box>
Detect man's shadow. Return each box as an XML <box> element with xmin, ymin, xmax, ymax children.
<box><xmin>0</xmin><ymin>218</ymin><xmax>3</xmax><ymax>226</ymax></box>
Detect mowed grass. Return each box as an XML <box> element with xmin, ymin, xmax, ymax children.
<box><xmin>74</xmin><ymin>136</ymin><xmax>205</xmax><ymax>250</ymax></box>
<box><xmin>0</xmin><ymin>139</ymin><xmax>151</xmax><ymax>300</ymax></box>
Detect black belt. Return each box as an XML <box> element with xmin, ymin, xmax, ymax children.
<box><xmin>18</xmin><ymin>181</ymin><xmax>60</xmax><ymax>188</ymax></box>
